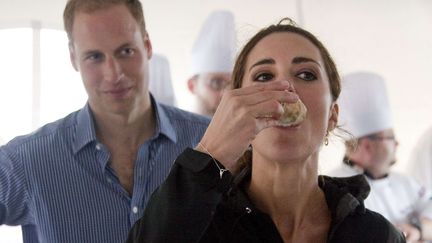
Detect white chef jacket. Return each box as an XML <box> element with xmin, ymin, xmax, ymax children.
<box><xmin>408</xmin><ymin>126</ymin><xmax>432</xmax><ymax>192</ymax></box>
<box><xmin>328</xmin><ymin>163</ymin><xmax>432</xmax><ymax>224</ymax></box>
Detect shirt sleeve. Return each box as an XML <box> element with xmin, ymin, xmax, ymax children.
<box><xmin>409</xmin><ymin>176</ymin><xmax>432</xmax><ymax>220</ymax></box>
<box><xmin>0</xmin><ymin>145</ymin><xmax>31</xmax><ymax>226</ymax></box>
<box><xmin>126</xmin><ymin>148</ymin><xmax>233</xmax><ymax>243</ymax></box>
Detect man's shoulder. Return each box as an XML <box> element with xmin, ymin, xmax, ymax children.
<box><xmin>386</xmin><ymin>171</ymin><xmax>427</xmax><ymax>195</ymax></box>
<box><xmin>5</xmin><ymin>110</ymin><xmax>80</xmax><ymax>149</ymax></box>
<box><xmin>159</xmin><ymin>104</ymin><xmax>210</xmax><ymax>127</ymax></box>
<box><xmin>388</xmin><ymin>171</ymin><xmax>419</xmax><ymax>185</ymax></box>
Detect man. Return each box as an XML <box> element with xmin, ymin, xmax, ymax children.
<box><xmin>0</xmin><ymin>0</ymin><xmax>209</xmax><ymax>242</ymax></box>
<box><xmin>187</xmin><ymin>10</ymin><xmax>236</xmax><ymax>116</ymax></box>
<box><xmin>148</xmin><ymin>53</ymin><xmax>176</xmax><ymax>106</ymax></box>
<box><xmin>328</xmin><ymin>71</ymin><xmax>432</xmax><ymax>242</ymax></box>
<box><xmin>408</xmin><ymin>126</ymin><xmax>432</xmax><ymax>192</ymax></box>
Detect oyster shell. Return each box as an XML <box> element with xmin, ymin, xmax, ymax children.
<box><xmin>278</xmin><ymin>99</ymin><xmax>307</xmax><ymax>126</ymax></box>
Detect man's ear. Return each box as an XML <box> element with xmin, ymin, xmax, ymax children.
<box><xmin>361</xmin><ymin>138</ymin><xmax>375</xmax><ymax>155</ymax></box>
<box><xmin>187</xmin><ymin>78</ymin><xmax>196</xmax><ymax>93</ymax></box>
<box><xmin>69</xmin><ymin>44</ymin><xmax>78</xmax><ymax>71</ymax></box>
<box><xmin>143</xmin><ymin>31</ymin><xmax>152</xmax><ymax>60</ymax></box>
<box><xmin>327</xmin><ymin>102</ymin><xmax>339</xmax><ymax>132</ymax></box>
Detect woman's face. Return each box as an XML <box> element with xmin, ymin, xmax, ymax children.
<box><xmin>242</xmin><ymin>32</ymin><xmax>338</xmax><ymax>163</ymax></box>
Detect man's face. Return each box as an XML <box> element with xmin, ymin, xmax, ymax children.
<box><xmin>364</xmin><ymin>129</ymin><xmax>399</xmax><ymax>172</ymax></box>
<box><xmin>69</xmin><ymin>4</ymin><xmax>152</xmax><ymax>116</ymax></box>
<box><xmin>188</xmin><ymin>72</ymin><xmax>231</xmax><ymax>116</ymax></box>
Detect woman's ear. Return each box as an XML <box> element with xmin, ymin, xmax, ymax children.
<box><xmin>327</xmin><ymin>102</ymin><xmax>339</xmax><ymax>132</ymax></box>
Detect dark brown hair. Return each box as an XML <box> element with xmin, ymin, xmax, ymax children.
<box><xmin>63</xmin><ymin>0</ymin><xmax>146</xmax><ymax>45</ymax></box>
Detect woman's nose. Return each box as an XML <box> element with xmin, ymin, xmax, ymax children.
<box><xmin>286</xmin><ymin>80</ymin><xmax>296</xmax><ymax>92</ymax></box>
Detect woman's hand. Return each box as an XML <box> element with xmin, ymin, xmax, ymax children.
<box><xmin>196</xmin><ymin>80</ymin><xmax>298</xmax><ymax>171</ymax></box>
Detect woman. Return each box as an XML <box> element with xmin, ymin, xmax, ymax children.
<box><xmin>126</xmin><ymin>19</ymin><xmax>405</xmax><ymax>243</ymax></box>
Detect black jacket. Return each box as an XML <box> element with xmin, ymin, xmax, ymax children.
<box><xmin>127</xmin><ymin>148</ymin><xmax>405</xmax><ymax>243</ymax></box>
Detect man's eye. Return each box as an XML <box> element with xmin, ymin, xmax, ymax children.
<box><xmin>208</xmin><ymin>79</ymin><xmax>228</xmax><ymax>90</ymax></box>
<box><xmin>86</xmin><ymin>53</ymin><xmax>103</xmax><ymax>61</ymax></box>
<box><xmin>297</xmin><ymin>72</ymin><xmax>316</xmax><ymax>81</ymax></box>
<box><xmin>254</xmin><ymin>73</ymin><xmax>273</xmax><ymax>82</ymax></box>
<box><xmin>121</xmin><ymin>48</ymin><xmax>134</xmax><ymax>56</ymax></box>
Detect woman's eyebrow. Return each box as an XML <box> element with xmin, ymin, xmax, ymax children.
<box><xmin>292</xmin><ymin>56</ymin><xmax>321</xmax><ymax>67</ymax></box>
<box><xmin>249</xmin><ymin>57</ymin><xmax>320</xmax><ymax>71</ymax></box>
<box><xmin>249</xmin><ymin>58</ymin><xmax>275</xmax><ymax>71</ymax></box>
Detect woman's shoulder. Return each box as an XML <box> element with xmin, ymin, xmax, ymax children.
<box><xmin>331</xmin><ymin>208</ymin><xmax>405</xmax><ymax>242</ymax></box>
<box><xmin>320</xmin><ymin>175</ymin><xmax>405</xmax><ymax>242</ymax></box>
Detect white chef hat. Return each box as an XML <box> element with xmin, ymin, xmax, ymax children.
<box><xmin>149</xmin><ymin>53</ymin><xmax>176</xmax><ymax>106</ymax></box>
<box><xmin>338</xmin><ymin>71</ymin><xmax>393</xmax><ymax>138</ymax></box>
<box><xmin>189</xmin><ymin>10</ymin><xmax>236</xmax><ymax>77</ymax></box>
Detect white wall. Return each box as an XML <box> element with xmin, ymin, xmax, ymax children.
<box><xmin>0</xmin><ymin>0</ymin><xmax>431</xmax><ymax>241</ymax></box>
<box><xmin>0</xmin><ymin>0</ymin><xmax>65</xmax><ymax>29</ymax></box>
<box><xmin>142</xmin><ymin>0</ymin><xmax>432</xmax><ymax>173</ymax></box>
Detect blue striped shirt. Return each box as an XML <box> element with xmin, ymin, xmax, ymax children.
<box><xmin>0</xmin><ymin>100</ymin><xmax>210</xmax><ymax>243</ymax></box>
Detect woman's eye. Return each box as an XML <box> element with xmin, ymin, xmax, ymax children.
<box><xmin>297</xmin><ymin>72</ymin><xmax>316</xmax><ymax>81</ymax></box>
<box><xmin>254</xmin><ymin>73</ymin><xmax>274</xmax><ymax>82</ymax></box>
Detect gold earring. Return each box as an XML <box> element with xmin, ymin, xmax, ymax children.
<box><xmin>324</xmin><ymin>131</ymin><xmax>329</xmax><ymax>146</ymax></box>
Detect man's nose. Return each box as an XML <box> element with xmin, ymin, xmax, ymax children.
<box><xmin>103</xmin><ymin>57</ymin><xmax>124</xmax><ymax>83</ymax></box>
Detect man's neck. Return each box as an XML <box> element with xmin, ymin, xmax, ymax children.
<box><xmin>92</xmin><ymin>102</ymin><xmax>156</xmax><ymax>148</ymax></box>
<box><xmin>344</xmin><ymin>156</ymin><xmax>389</xmax><ymax>180</ymax></box>
<box><xmin>363</xmin><ymin>169</ymin><xmax>388</xmax><ymax>180</ymax></box>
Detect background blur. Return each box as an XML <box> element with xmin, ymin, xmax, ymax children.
<box><xmin>0</xmin><ymin>0</ymin><xmax>431</xmax><ymax>241</ymax></box>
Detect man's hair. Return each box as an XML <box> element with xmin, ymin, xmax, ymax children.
<box><xmin>344</xmin><ymin>138</ymin><xmax>359</xmax><ymax>155</ymax></box>
<box><xmin>63</xmin><ymin>0</ymin><xmax>146</xmax><ymax>45</ymax></box>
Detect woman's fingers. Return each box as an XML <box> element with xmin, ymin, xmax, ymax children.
<box><xmin>249</xmin><ymin>98</ymin><xmax>285</xmax><ymax>119</ymax></box>
<box><xmin>198</xmin><ymin>81</ymin><xmax>302</xmax><ymax>170</ymax></box>
<box><xmin>221</xmin><ymin>82</ymin><xmax>298</xmax><ymax>112</ymax></box>
<box><xmin>229</xmin><ymin>80</ymin><xmax>292</xmax><ymax>96</ymax></box>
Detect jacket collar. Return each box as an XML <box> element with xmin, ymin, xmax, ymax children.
<box><xmin>319</xmin><ymin>175</ymin><xmax>369</xmax><ymax>223</ymax></box>
<box><xmin>227</xmin><ymin>169</ymin><xmax>370</xmax><ymax>224</ymax></box>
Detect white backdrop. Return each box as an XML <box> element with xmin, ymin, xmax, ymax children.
<box><xmin>0</xmin><ymin>0</ymin><xmax>431</xmax><ymax>242</ymax></box>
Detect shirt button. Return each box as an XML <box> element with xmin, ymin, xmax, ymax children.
<box><xmin>132</xmin><ymin>206</ymin><xmax>138</xmax><ymax>214</ymax></box>
<box><xmin>106</xmin><ymin>178</ymin><xmax>112</xmax><ymax>183</ymax></box>
<box><xmin>95</xmin><ymin>143</ymin><xmax>102</xmax><ymax>150</ymax></box>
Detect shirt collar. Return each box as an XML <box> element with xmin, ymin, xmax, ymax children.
<box><xmin>72</xmin><ymin>96</ymin><xmax>178</xmax><ymax>154</ymax></box>
<box><xmin>151</xmin><ymin>95</ymin><xmax>177</xmax><ymax>143</ymax></box>
<box><xmin>73</xmin><ymin>103</ymin><xmax>97</xmax><ymax>154</ymax></box>
<box><xmin>343</xmin><ymin>156</ymin><xmax>389</xmax><ymax>180</ymax></box>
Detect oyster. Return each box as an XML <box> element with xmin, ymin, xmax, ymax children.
<box><xmin>278</xmin><ymin>99</ymin><xmax>307</xmax><ymax>126</ymax></box>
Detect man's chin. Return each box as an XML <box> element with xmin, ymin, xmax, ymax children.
<box><xmin>203</xmin><ymin>105</ymin><xmax>217</xmax><ymax>117</ymax></box>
